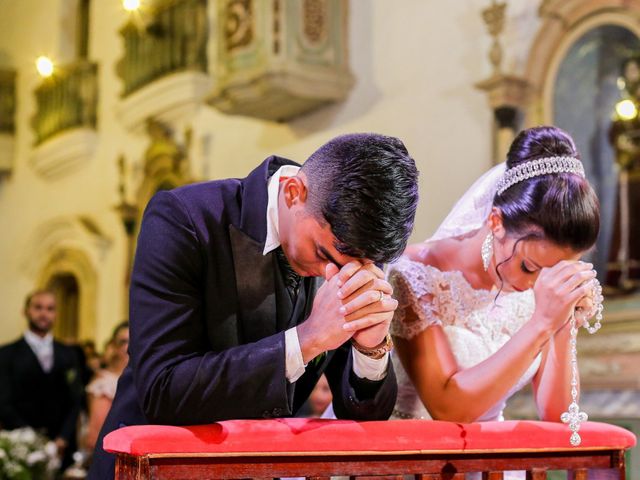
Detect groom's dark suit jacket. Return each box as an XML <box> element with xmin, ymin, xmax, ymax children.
<box><xmin>89</xmin><ymin>156</ymin><xmax>397</xmax><ymax>479</ymax></box>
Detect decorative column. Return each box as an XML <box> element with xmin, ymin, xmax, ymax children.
<box><xmin>475</xmin><ymin>0</ymin><xmax>530</xmax><ymax>163</ymax></box>
<box><xmin>114</xmin><ymin>120</ymin><xmax>194</xmax><ymax>316</ymax></box>
<box><xmin>115</xmin><ymin>154</ymin><xmax>138</xmax><ymax>317</ymax></box>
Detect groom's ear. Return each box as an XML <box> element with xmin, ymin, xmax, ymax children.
<box><xmin>282</xmin><ymin>175</ymin><xmax>308</xmax><ymax>208</ymax></box>
<box><xmin>488</xmin><ymin>207</ymin><xmax>507</xmax><ymax>240</ymax></box>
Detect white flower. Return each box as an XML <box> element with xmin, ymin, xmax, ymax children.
<box><xmin>10</xmin><ymin>443</ymin><xmax>29</xmax><ymax>460</ymax></box>
<box><xmin>19</xmin><ymin>428</ymin><xmax>37</xmax><ymax>444</ymax></box>
<box><xmin>44</xmin><ymin>441</ymin><xmax>58</xmax><ymax>459</ymax></box>
<box><xmin>4</xmin><ymin>459</ymin><xmax>24</xmax><ymax>475</ymax></box>
<box><xmin>0</xmin><ymin>426</ymin><xmax>60</xmax><ymax>478</ymax></box>
<box><xmin>26</xmin><ymin>450</ymin><xmax>47</xmax><ymax>465</ymax></box>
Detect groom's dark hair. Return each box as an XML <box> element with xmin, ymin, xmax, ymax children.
<box><xmin>301</xmin><ymin>133</ymin><xmax>419</xmax><ymax>264</ymax></box>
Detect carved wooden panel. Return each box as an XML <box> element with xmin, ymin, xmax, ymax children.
<box><xmin>210</xmin><ymin>0</ymin><xmax>354</xmax><ymax>121</ymax></box>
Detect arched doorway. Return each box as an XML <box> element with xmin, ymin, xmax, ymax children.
<box><xmin>38</xmin><ymin>247</ymin><xmax>98</xmax><ymax>342</ymax></box>
<box><xmin>550</xmin><ymin>23</ymin><xmax>640</xmax><ymax>291</ymax></box>
<box><xmin>47</xmin><ymin>272</ymin><xmax>80</xmax><ymax>341</ymax></box>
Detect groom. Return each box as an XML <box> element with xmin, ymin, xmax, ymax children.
<box><xmin>88</xmin><ymin>133</ymin><xmax>419</xmax><ymax>479</ymax></box>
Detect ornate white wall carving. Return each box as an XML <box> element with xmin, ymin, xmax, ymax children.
<box><xmin>30</xmin><ymin>129</ymin><xmax>97</xmax><ymax>179</ymax></box>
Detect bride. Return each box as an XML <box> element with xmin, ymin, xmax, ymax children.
<box><xmin>388</xmin><ymin>126</ymin><xmax>601</xmax><ymax>423</ymax></box>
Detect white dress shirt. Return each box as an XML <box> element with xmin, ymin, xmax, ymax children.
<box><xmin>24</xmin><ymin>330</ymin><xmax>54</xmax><ymax>373</ymax></box>
<box><xmin>264</xmin><ymin>165</ymin><xmax>389</xmax><ymax>382</ymax></box>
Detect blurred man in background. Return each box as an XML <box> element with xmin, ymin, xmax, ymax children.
<box><xmin>0</xmin><ymin>290</ymin><xmax>83</xmax><ymax>470</ymax></box>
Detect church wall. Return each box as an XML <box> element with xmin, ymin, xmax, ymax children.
<box><xmin>0</xmin><ymin>0</ymin><xmax>537</xmax><ymax>346</ymax></box>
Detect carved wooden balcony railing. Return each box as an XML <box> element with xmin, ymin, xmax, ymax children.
<box><xmin>0</xmin><ymin>68</ymin><xmax>16</xmax><ymax>176</ymax></box>
<box><xmin>118</xmin><ymin>0</ymin><xmax>208</xmax><ymax>97</ymax></box>
<box><xmin>32</xmin><ymin>60</ymin><xmax>98</xmax><ymax>145</ymax></box>
<box><xmin>0</xmin><ymin>69</ymin><xmax>16</xmax><ymax>134</ymax></box>
<box><xmin>105</xmin><ymin>418</ymin><xmax>636</xmax><ymax>479</ymax></box>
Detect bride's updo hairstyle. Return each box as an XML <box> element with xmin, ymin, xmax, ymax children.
<box><xmin>493</xmin><ymin>126</ymin><xmax>600</xmax><ymax>252</ymax></box>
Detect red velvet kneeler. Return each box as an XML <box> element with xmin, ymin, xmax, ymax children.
<box><xmin>104</xmin><ymin>419</ymin><xmax>636</xmax><ymax>479</ymax></box>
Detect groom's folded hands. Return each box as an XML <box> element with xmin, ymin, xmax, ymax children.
<box><xmin>296</xmin><ymin>261</ymin><xmax>396</xmax><ymax>365</ymax></box>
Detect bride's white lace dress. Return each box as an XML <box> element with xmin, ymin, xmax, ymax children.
<box><xmin>387</xmin><ymin>256</ymin><xmax>541</xmax><ymax>421</ymax></box>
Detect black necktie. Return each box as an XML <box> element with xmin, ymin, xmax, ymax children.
<box><xmin>275</xmin><ymin>247</ymin><xmax>302</xmax><ymax>300</ymax></box>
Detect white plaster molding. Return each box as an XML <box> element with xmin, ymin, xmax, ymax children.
<box><xmin>117</xmin><ymin>71</ymin><xmax>212</xmax><ymax>133</ymax></box>
<box><xmin>21</xmin><ymin>215</ymin><xmax>112</xmax><ymax>279</ymax></box>
<box><xmin>30</xmin><ymin>128</ymin><xmax>97</xmax><ymax>180</ymax></box>
<box><xmin>21</xmin><ymin>215</ymin><xmax>110</xmax><ymax>341</ymax></box>
<box><xmin>209</xmin><ymin>67</ymin><xmax>355</xmax><ymax>121</ymax></box>
<box><xmin>0</xmin><ymin>133</ymin><xmax>14</xmax><ymax>176</ymax></box>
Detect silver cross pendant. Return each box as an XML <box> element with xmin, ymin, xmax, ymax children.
<box><xmin>561</xmin><ymin>402</ymin><xmax>589</xmax><ymax>446</ymax></box>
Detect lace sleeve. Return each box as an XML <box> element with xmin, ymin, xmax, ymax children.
<box><xmin>387</xmin><ymin>257</ymin><xmax>442</xmax><ymax>339</ymax></box>
<box><xmin>86</xmin><ymin>371</ymin><xmax>118</xmax><ymax>400</ymax></box>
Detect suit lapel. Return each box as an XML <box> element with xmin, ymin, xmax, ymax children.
<box><xmin>229</xmin><ymin>225</ymin><xmax>278</xmax><ymax>343</ymax></box>
<box><xmin>229</xmin><ymin>155</ymin><xmax>305</xmax><ymax>342</ymax></box>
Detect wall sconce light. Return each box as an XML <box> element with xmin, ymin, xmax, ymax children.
<box><xmin>616</xmin><ymin>99</ymin><xmax>638</xmax><ymax>121</ymax></box>
<box><xmin>122</xmin><ymin>0</ymin><xmax>163</xmax><ymax>37</ymax></box>
<box><xmin>123</xmin><ymin>0</ymin><xmax>141</xmax><ymax>12</ymax></box>
<box><xmin>35</xmin><ymin>56</ymin><xmax>54</xmax><ymax>78</ymax></box>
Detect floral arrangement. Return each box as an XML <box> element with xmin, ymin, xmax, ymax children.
<box><xmin>0</xmin><ymin>428</ymin><xmax>59</xmax><ymax>480</ymax></box>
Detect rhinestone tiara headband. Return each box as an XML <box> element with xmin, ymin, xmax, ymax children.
<box><xmin>496</xmin><ymin>156</ymin><xmax>585</xmax><ymax>195</ymax></box>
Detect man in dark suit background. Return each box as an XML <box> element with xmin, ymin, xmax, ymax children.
<box><xmin>0</xmin><ymin>290</ymin><xmax>83</xmax><ymax>470</ymax></box>
<box><xmin>89</xmin><ymin>133</ymin><xmax>420</xmax><ymax>479</ymax></box>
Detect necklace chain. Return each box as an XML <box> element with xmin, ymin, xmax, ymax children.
<box><xmin>560</xmin><ymin>278</ymin><xmax>603</xmax><ymax>446</ymax></box>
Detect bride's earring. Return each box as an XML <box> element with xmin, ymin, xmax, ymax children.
<box><xmin>481</xmin><ymin>231</ymin><xmax>493</xmax><ymax>271</ymax></box>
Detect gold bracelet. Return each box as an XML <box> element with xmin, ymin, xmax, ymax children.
<box><xmin>350</xmin><ymin>334</ymin><xmax>393</xmax><ymax>360</ymax></box>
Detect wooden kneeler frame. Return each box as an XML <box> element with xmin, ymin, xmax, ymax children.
<box><xmin>104</xmin><ymin>419</ymin><xmax>636</xmax><ymax>479</ymax></box>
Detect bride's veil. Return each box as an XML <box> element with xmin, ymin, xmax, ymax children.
<box><xmin>427</xmin><ymin>163</ymin><xmax>506</xmax><ymax>242</ymax></box>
